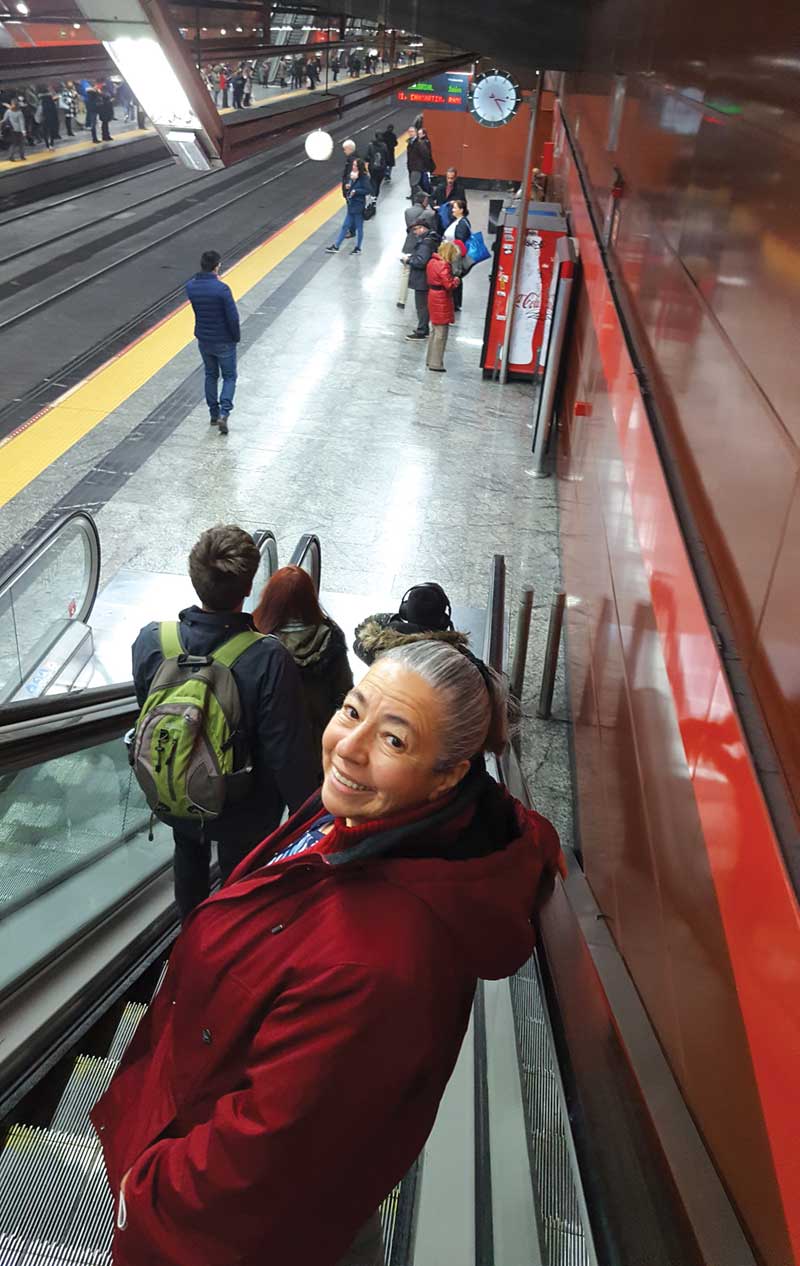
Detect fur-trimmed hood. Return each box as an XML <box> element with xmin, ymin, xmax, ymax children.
<box><xmin>353</xmin><ymin>613</ymin><xmax>470</xmax><ymax>665</ymax></box>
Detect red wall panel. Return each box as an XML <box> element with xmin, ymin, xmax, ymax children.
<box><xmin>554</xmin><ymin>100</ymin><xmax>800</xmax><ymax>1264</ymax></box>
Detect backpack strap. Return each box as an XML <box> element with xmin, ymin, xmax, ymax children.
<box><xmin>211</xmin><ymin>629</ymin><xmax>265</xmax><ymax>669</ymax></box>
<box><xmin>159</xmin><ymin>622</ymin><xmax>184</xmax><ymax>659</ymax></box>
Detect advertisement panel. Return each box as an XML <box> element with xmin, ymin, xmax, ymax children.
<box><xmin>481</xmin><ymin>207</ymin><xmax>567</xmax><ymax>378</ymax></box>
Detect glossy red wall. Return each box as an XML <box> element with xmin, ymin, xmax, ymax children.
<box><xmin>552</xmin><ymin>91</ymin><xmax>800</xmax><ymax>1265</ymax></box>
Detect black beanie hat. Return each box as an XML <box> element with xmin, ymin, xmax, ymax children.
<box><xmin>395</xmin><ymin>583</ymin><xmax>453</xmax><ymax>634</ymax></box>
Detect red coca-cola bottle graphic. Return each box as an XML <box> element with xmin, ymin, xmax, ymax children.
<box><xmin>509</xmin><ymin>230</ymin><xmax>542</xmax><ymax>368</ymax></box>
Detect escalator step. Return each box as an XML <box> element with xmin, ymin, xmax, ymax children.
<box><xmin>107</xmin><ymin>1002</ymin><xmax>147</xmax><ymax>1060</ymax></box>
<box><xmin>51</xmin><ymin>1056</ymin><xmax>120</xmax><ymax>1138</ymax></box>
<box><xmin>0</xmin><ymin>1126</ymin><xmax>104</xmax><ymax>1253</ymax></box>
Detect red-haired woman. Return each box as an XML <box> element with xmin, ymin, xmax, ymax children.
<box><xmin>254</xmin><ymin>566</ymin><xmax>353</xmax><ymax>778</ymax></box>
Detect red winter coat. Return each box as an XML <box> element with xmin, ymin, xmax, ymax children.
<box><xmin>91</xmin><ymin>768</ymin><xmax>561</xmax><ymax>1266</ymax></box>
<box><xmin>425</xmin><ymin>254</ymin><xmax>459</xmax><ymax>325</ymax></box>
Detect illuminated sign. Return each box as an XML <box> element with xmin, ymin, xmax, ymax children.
<box><xmin>396</xmin><ymin>72</ymin><xmax>469</xmax><ymax>112</ymax></box>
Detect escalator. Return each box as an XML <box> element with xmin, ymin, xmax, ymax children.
<box><xmin>0</xmin><ymin>529</ymin><xmax>755</xmax><ymax>1266</ymax></box>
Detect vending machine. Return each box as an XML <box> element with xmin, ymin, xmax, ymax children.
<box><xmin>481</xmin><ymin>203</ymin><xmax>568</xmax><ymax>380</ymax></box>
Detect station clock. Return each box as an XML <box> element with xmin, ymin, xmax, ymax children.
<box><xmin>469</xmin><ymin>70</ymin><xmax>522</xmax><ymax>127</ymax></box>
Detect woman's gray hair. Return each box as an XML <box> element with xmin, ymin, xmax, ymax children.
<box><xmin>378</xmin><ymin>640</ymin><xmax>509</xmax><ymax>769</ymax></box>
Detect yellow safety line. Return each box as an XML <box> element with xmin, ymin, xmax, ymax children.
<box><xmin>0</xmin><ymin>127</ymin><xmax>153</xmax><ymax>173</ymax></box>
<box><xmin>0</xmin><ymin>182</ymin><xmax>341</xmax><ymax>507</ymax></box>
<box><xmin>0</xmin><ymin>129</ymin><xmax>408</xmax><ymax>509</ymax></box>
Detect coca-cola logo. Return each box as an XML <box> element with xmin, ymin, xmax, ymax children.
<box><xmin>517</xmin><ymin>292</ymin><xmax>540</xmax><ymax>311</ymax></box>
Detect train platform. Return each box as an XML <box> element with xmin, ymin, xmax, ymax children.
<box><xmin>0</xmin><ymin>144</ymin><xmax>570</xmax><ymax>841</ymax></box>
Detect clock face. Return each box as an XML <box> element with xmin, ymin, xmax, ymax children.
<box><xmin>470</xmin><ymin>71</ymin><xmax>521</xmax><ymax>127</ymax></box>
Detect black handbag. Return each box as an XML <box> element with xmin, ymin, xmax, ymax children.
<box><xmin>363</xmin><ymin>197</ymin><xmax>377</xmax><ymax>221</ymax></box>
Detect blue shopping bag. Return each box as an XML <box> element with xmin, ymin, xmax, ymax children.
<box><xmin>465</xmin><ymin>230</ymin><xmax>491</xmax><ymax>266</ymax></box>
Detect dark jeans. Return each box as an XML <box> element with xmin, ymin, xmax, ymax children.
<box><xmin>87</xmin><ymin>109</ymin><xmax>98</xmax><ymax>141</ymax></box>
<box><xmin>173</xmin><ymin>828</ymin><xmax>256</xmax><ymax>919</ymax></box>
<box><xmin>199</xmin><ymin>340</ymin><xmax>237</xmax><ymax>416</ymax></box>
<box><xmin>8</xmin><ymin>131</ymin><xmax>25</xmax><ymax>159</ymax></box>
<box><xmin>101</xmin><ymin>118</ymin><xmax>112</xmax><ymax>141</ymax></box>
<box><xmin>372</xmin><ymin>175</ymin><xmax>383</xmax><ymax>199</ymax></box>
<box><xmin>414</xmin><ymin>288</ymin><xmax>429</xmax><ymax>334</ymax></box>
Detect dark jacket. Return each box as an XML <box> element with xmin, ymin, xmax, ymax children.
<box><xmin>85</xmin><ymin>87</ymin><xmax>101</xmax><ymax>117</ymax></box>
<box><xmin>403</xmin><ymin>204</ymin><xmax>438</xmax><ymax>252</ymax></box>
<box><xmin>407</xmin><ymin>229</ymin><xmax>440</xmax><ymax>291</ymax></box>
<box><xmin>98</xmin><ymin>93</ymin><xmax>114</xmax><ymax>123</ymax></box>
<box><xmin>353</xmin><ymin>614</ymin><xmax>469</xmax><ymax>665</ymax></box>
<box><xmin>366</xmin><ymin>136</ymin><xmax>388</xmax><ymax>175</ymax></box>
<box><xmin>433</xmin><ymin>176</ymin><xmax>468</xmax><ymax>213</ymax></box>
<box><xmin>277</xmin><ymin>618</ymin><xmax>353</xmax><ymax>777</ymax></box>
<box><xmin>91</xmin><ymin>761</ymin><xmax>562</xmax><ymax>1266</ymax></box>
<box><xmin>39</xmin><ymin>93</ymin><xmax>58</xmax><ymax>126</ymax></box>
<box><xmin>379</xmin><ymin>125</ymin><xmax>397</xmax><ymax>167</ymax></box>
<box><xmin>185</xmin><ymin>271</ymin><xmax>240</xmax><ymax>345</ymax></box>
<box><xmin>132</xmin><ymin>606</ymin><xmax>317</xmax><ymax>844</ymax></box>
<box><xmin>407</xmin><ymin>133</ymin><xmax>434</xmax><ymax>174</ymax></box>
<box><xmin>453</xmin><ymin>217</ymin><xmax>472</xmax><ymax>243</ymax></box>
<box><xmin>343</xmin><ymin>172</ymin><xmax>372</xmax><ymax>214</ymax></box>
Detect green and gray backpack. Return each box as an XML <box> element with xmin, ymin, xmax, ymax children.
<box><xmin>132</xmin><ymin>622</ymin><xmax>263</xmax><ymax>824</ymax></box>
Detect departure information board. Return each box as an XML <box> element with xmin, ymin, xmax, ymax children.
<box><xmin>396</xmin><ymin>72</ymin><xmax>470</xmax><ymax>112</ymax></box>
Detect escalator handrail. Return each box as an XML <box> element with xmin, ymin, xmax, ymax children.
<box><xmin>0</xmin><ymin>509</ymin><xmax>101</xmax><ymax>627</ymax></box>
<box><xmin>288</xmin><ymin>533</ymin><xmax>322</xmax><ymax>593</ymax></box>
<box><xmin>252</xmin><ymin>528</ymin><xmax>279</xmax><ymax>578</ymax></box>
<box><xmin>0</xmin><ymin>682</ymin><xmax>138</xmax><ymax>774</ymax></box>
<box><xmin>482</xmin><ymin>553</ymin><xmax>506</xmax><ymax>673</ymax></box>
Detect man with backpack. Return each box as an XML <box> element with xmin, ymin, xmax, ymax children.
<box><xmin>366</xmin><ymin>132</ymin><xmax>388</xmax><ymax>200</ymax></box>
<box><xmin>131</xmin><ymin>524</ymin><xmax>318</xmax><ymax>918</ymax></box>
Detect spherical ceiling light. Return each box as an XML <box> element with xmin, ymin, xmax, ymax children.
<box><xmin>304</xmin><ymin>129</ymin><xmax>334</xmax><ymax>161</ymax></box>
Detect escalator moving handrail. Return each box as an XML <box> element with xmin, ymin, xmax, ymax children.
<box><xmin>0</xmin><ymin>680</ymin><xmax>136</xmax><ymax>728</ymax></box>
<box><xmin>289</xmin><ymin>533</ymin><xmax>322</xmax><ymax>592</ymax></box>
<box><xmin>0</xmin><ymin>510</ymin><xmax>101</xmax><ymax>627</ymax></box>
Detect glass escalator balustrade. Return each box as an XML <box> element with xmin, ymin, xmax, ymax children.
<box><xmin>0</xmin><ymin>736</ymin><xmax>171</xmax><ymax>994</ymax></box>
<box><xmin>0</xmin><ymin>515</ymin><xmax>99</xmax><ymax>705</ymax></box>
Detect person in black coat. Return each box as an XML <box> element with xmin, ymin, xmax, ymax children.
<box><xmin>432</xmin><ymin>167</ymin><xmax>469</xmax><ymax>218</ymax></box>
<box><xmin>379</xmin><ymin>123</ymin><xmax>397</xmax><ymax>181</ymax></box>
<box><xmin>406</xmin><ymin>126</ymin><xmax>435</xmax><ymax>197</ymax></box>
<box><xmin>98</xmin><ymin>88</ymin><xmax>114</xmax><ymax>141</ymax></box>
<box><xmin>403</xmin><ymin>222</ymin><xmax>440</xmax><ymax>339</ymax></box>
<box><xmin>366</xmin><ymin>133</ymin><xmax>388</xmax><ymax>199</ymax></box>
<box><xmin>37</xmin><ymin>86</ymin><xmax>59</xmax><ymax>149</ymax></box>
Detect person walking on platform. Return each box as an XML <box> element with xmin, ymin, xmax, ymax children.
<box><xmin>130</xmin><ymin>524</ymin><xmax>317</xmax><ymax>920</ymax></box>
<box><xmin>254</xmin><ymin>565</ymin><xmax>353</xmax><ymax>781</ymax></box>
<box><xmin>404</xmin><ymin>220</ymin><xmax>440</xmax><ymax>339</ymax></box>
<box><xmin>186</xmin><ymin>249</ymin><xmax>240</xmax><ymax>434</ymax></box>
<box><xmin>425</xmin><ymin>242</ymin><xmax>461</xmax><ymax>372</ymax></box>
<box><xmin>243</xmin><ymin>63</ymin><xmax>253</xmax><ymax>106</ymax></box>
<box><xmin>326</xmin><ymin>158</ymin><xmax>371</xmax><ymax>255</ymax></box>
<box><xmin>1</xmin><ymin>98</ymin><xmax>26</xmax><ymax>161</ymax></box>
<box><xmin>92</xmin><ymin>637</ymin><xmax>562</xmax><ymax>1266</ymax></box>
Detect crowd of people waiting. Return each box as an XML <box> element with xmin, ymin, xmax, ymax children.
<box><xmin>1</xmin><ymin>77</ymin><xmax>140</xmax><ymax>161</ymax></box>
<box><xmin>92</xmin><ymin>521</ymin><xmax>562</xmax><ymax>1266</ymax></box>
<box><xmin>202</xmin><ymin>47</ymin><xmax>394</xmax><ymax>107</ymax></box>
<box><xmin>326</xmin><ymin>123</ymin><xmax>476</xmax><ymax>371</ymax></box>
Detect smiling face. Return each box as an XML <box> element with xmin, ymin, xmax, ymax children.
<box><xmin>321</xmin><ymin>659</ymin><xmax>469</xmax><ymax>824</ymax></box>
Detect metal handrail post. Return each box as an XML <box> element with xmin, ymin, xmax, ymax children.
<box><xmin>537</xmin><ymin>590</ymin><xmax>565</xmax><ymax>719</ymax></box>
<box><xmin>499</xmin><ymin>69</ymin><xmax>542</xmax><ymax>385</ymax></box>
<box><xmin>510</xmin><ymin>585</ymin><xmax>534</xmax><ymax>701</ymax></box>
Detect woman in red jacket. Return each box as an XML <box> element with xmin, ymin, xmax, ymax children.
<box><xmin>425</xmin><ymin>241</ymin><xmax>461</xmax><ymax>373</ymax></box>
<box><xmin>92</xmin><ymin>639</ymin><xmax>562</xmax><ymax>1266</ymax></box>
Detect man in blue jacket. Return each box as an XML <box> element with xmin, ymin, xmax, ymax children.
<box><xmin>186</xmin><ymin>250</ymin><xmax>241</xmax><ymax>435</ymax></box>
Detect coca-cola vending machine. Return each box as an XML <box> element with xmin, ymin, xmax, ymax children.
<box><xmin>481</xmin><ymin>204</ymin><xmax>568</xmax><ymax>380</ymax></box>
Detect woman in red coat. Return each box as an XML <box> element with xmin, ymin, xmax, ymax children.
<box><xmin>92</xmin><ymin>639</ymin><xmax>562</xmax><ymax>1266</ymax></box>
<box><xmin>425</xmin><ymin>241</ymin><xmax>461</xmax><ymax>373</ymax></box>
